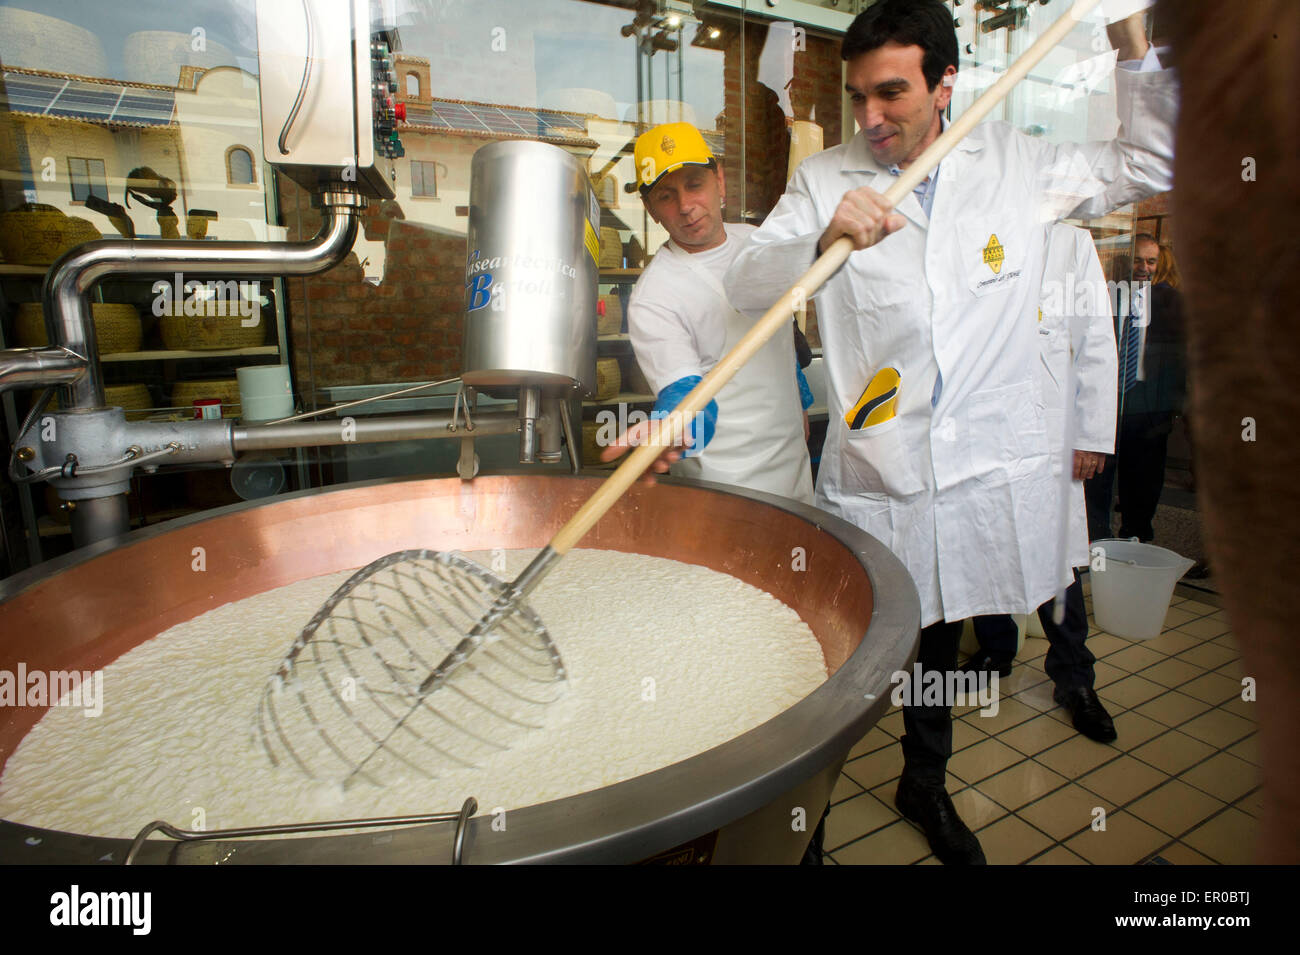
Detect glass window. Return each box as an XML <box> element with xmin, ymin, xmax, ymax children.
<box><xmin>0</xmin><ymin>0</ymin><xmax>1187</xmax><ymax>561</ymax></box>
<box><xmin>410</xmin><ymin>159</ymin><xmax>438</xmax><ymax>198</ymax></box>
<box><xmin>227</xmin><ymin>146</ymin><xmax>255</xmax><ymax>185</ymax></box>
<box><xmin>67</xmin><ymin>157</ymin><xmax>108</xmax><ymax>202</ymax></box>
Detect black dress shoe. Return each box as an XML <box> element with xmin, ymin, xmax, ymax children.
<box><xmin>960</xmin><ymin>650</ymin><xmax>1012</xmax><ymax>678</ymax></box>
<box><xmin>894</xmin><ymin>777</ymin><xmax>986</xmax><ymax>865</ymax></box>
<box><xmin>1053</xmin><ymin>685</ymin><xmax>1118</xmax><ymax>743</ymax></box>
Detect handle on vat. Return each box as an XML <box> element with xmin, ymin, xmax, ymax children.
<box><xmin>549</xmin><ymin>0</ymin><xmax>1104</xmax><ymax>556</ymax></box>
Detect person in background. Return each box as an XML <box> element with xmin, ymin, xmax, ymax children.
<box><xmin>600</xmin><ymin>122</ymin><xmax>815</xmax><ymax>505</ymax></box>
<box><xmin>963</xmin><ymin>224</ymin><xmax>1119</xmax><ymax>744</ymax></box>
<box><xmin>723</xmin><ymin>0</ymin><xmax>1174</xmax><ymax>864</ymax></box>
<box><xmin>1085</xmin><ymin>234</ymin><xmax>1187</xmax><ymax>542</ymax></box>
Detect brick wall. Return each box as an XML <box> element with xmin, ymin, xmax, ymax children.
<box><xmin>277</xmin><ymin>175</ymin><xmax>465</xmax><ymax>393</ymax></box>
<box><xmin>723</xmin><ymin>24</ymin><xmax>842</xmax><ymax>349</ymax></box>
<box><xmin>723</xmin><ymin>24</ymin><xmax>843</xmax><ymax>223</ymax></box>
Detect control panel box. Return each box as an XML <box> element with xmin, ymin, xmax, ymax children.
<box><xmin>256</xmin><ymin>0</ymin><xmax>404</xmax><ymax>200</ymax></box>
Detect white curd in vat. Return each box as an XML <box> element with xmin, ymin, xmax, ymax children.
<box><xmin>0</xmin><ymin>550</ymin><xmax>826</xmax><ymax>837</ymax></box>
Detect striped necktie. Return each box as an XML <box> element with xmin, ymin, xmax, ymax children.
<box><xmin>1121</xmin><ymin>310</ymin><xmax>1141</xmax><ymax>393</ymax></box>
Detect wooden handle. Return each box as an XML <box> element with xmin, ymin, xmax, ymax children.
<box><xmin>549</xmin><ymin>0</ymin><xmax>1105</xmax><ymax>556</ymax></box>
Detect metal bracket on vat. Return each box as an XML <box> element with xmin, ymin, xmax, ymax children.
<box><xmin>123</xmin><ymin>796</ymin><xmax>478</xmax><ymax>865</ymax></box>
<box><xmin>453</xmin><ymin>384</ymin><xmax>480</xmax><ymax>479</ymax></box>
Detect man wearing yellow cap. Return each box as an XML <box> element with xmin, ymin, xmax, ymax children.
<box><xmin>600</xmin><ymin>121</ymin><xmax>815</xmax><ymax>504</ymax></box>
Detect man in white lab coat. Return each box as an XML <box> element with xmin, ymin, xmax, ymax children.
<box><xmin>724</xmin><ymin>0</ymin><xmax>1174</xmax><ymax>863</ymax></box>
<box><xmin>965</xmin><ymin>225</ymin><xmax>1120</xmax><ymax>744</ymax></box>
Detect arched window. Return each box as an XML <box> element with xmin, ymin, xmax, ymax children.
<box><xmin>227</xmin><ymin>146</ymin><xmax>255</xmax><ymax>185</ymax></box>
<box><xmin>405</xmin><ymin>73</ymin><xmax>420</xmax><ymax>98</ymax></box>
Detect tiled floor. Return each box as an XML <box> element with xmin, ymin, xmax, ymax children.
<box><xmin>825</xmin><ymin>582</ymin><xmax>1260</xmax><ymax>865</ymax></box>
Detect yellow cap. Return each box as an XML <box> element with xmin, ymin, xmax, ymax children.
<box><xmin>633</xmin><ymin>122</ymin><xmax>714</xmax><ymax>192</ymax></box>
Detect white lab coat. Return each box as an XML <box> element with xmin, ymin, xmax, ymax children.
<box><xmin>1037</xmin><ymin>224</ymin><xmax>1118</xmax><ymax>570</ymax></box>
<box><xmin>724</xmin><ymin>65</ymin><xmax>1176</xmax><ymax>626</ymax></box>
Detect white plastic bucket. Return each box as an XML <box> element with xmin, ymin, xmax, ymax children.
<box><xmin>1089</xmin><ymin>539</ymin><xmax>1195</xmax><ymax>641</ymax></box>
<box><xmin>237</xmin><ymin>364</ymin><xmax>294</xmax><ymax>422</ymax></box>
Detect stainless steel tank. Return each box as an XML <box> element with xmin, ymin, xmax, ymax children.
<box><xmin>0</xmin><ymin>475</ymin><xmax>920</xmax><ymax>864</ymax></box>
<box><xmin>461</xmin><ymin>141</ymin><xmax>598</xmax><ymax>396</ymax></box>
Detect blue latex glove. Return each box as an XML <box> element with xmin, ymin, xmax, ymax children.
<box><xmin>796</xmin><ymin>362</ymin><xmax>814</xmax><ymax>411</ymax></box>
<box><xmin>651</xmin><ymin>375</ymin><xmax>717</xmax><ymax>456</ymax></box>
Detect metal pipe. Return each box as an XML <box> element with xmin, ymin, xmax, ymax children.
<box><xmin>518</xmin><ymin>385</ymin><xmax>540</xmax><ymax>464</ymax></box>
<box><xmin>260</xmin><ymin>375</ymin><xmax>461</xmax><ymax>426</ymax></box>
<box><xmin>231</xmin><ymin>409</ymin><xmax>522</xmax><ymax>453</ymax></box>
<box><xmin>536</xmin><ymin>396</ymin><xmax>563</xmax><ymax>464</ymax></box>
<box><xmin>558</xmin><ymin>398</ymin><xmax>579</xmax><ymax>473</ymax></box>
<box><xmin>0</xmin><ymin>347</ymin><xmax>87</xmax><ymax>394</ymax></box>
<box><xmin>70</xmin><ymin>495</ymin><xmax>129</xmax><ymax>549</ymax></box>
<box><xmin>42</xmin><ymin>196</ymin><xmax>362</xmax><ymax>410</ymax></box>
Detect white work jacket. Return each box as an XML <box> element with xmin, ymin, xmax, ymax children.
<box><xmin>1037</xmin><ymin>224</ymin><xmax>1118</xmax><ymax>570</ymax></box>
<box><xmin>724</xmin><ymin>64</ymin><xmax>1176</xmax><ymax>625</ymax></box>
<box><xmin>628</xmin><ymin>224</ymin><xmax>814</xmax><ymax>503</ymax></box>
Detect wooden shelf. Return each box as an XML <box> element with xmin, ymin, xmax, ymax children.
<box><xmin>599</xmin><ymin>268</ymin><xmax>643</xmax><ymax>280</ymax></box>
<box><xmin>0</xmin><ymin>264</ymin><xmax>48</xmax><ymax>277</ymax></box>
<box><xmin>583</xmin><ymin>391</ymin><xmax>654</xmax><ymax>407</ymax></box>
<box><xmin>101</xmin><ymin>345</ymin><xmax>279</xmax><ymax>363</ymax></box>
<box><xmin>597</xmin><ymin>334</ymin><xmax>630</xmax><ymax>342</ymax></box>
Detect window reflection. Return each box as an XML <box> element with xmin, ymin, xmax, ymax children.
<box><xmin>67</xmin><ymin>157</ymin><xmax>108</xmax><ymax>203</ymax></box>
<box><xmin>226</xmin><ymin>146</ymin><xmax>255</xmax><ymax>185</ymax></box>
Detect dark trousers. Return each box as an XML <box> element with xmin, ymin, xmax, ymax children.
<box><xmin>900</xmin><ymin>619</ymin><xmax>964</xmax><ymax>787</ymax></box>
<box><xmin>971</xmin><ymin>572</ymin><xmax>1096</xmax><ymax>690</ymax></box>
<box><xmin>1116</xmin><ymin>410</ymin><xmax>1173</xmax><ymax>541</ymax></box>
<box><xmin>1084</xmin><ymin>411</ymin><xmax>1173</xmax><ymax>543</ymax></box>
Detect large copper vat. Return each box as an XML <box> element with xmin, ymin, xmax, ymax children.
<box><xmin>0</xmin><ymin>474</ymin><xmax>920</xmax><ymax>864</ymax></box>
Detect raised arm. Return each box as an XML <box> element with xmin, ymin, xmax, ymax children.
<box><xmin>1030</xmin><ymin>13</ymin><xmax>1177</xmax><ymax>221</ymax></box>
<box><xmin>722</xmin><ymin>166</ymin><xmax>826</xmax><ymax>315</ymax></box>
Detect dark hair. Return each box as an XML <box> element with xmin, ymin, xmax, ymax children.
<box><xmin>638</xmin><ymin>158</ymin><xmax>718</xmax><ymax>199</ymax></box>
<box><xmin>841</xmin><ymin>0</ymin><xmax>958</xmax><ymax>93</ymax></box>
<box><xmin>1134</xmin><ymin>232</ymin><xmax>1159</xmax><ymax>247</ymax></box>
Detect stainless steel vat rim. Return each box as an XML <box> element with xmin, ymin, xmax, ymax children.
<box><xmin>0</xmin><ymin>473</ymin><xmax>921</xmax><ymax>864</ymax></box>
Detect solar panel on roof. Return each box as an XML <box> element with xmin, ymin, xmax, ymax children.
<box><xmin>2</xmin><ymin>71</ymin><xmax>173</xmax><ymax>125</ymax></box>
<box><xmin>476</xmin><ymin>110</ymin><xmax>525</xmax><ymax>133</ymax></box>
<box><xmin>114</xmin><ymin>94</ymin><xmax>173</xmax><ymax>123</ymax></box>
<box><xmin>432</xmin><ymin>103</ymin><xmax>490</xmax><ymax>132</ymax></box>
<box><xmin>118</xmin><ymin>94</ymin><xmax>169</xmax><ymax>107</ymax></box>
<box><xmin>5</xmin><ymin>88</ymin><xmax>54</xmax><ymax>111</ymax></box>
<box><xmin>406</xmin><ymin>106</ymin><xmax>445</xmax><ymax>127</ymax></box>
<box><xmin>60</xmin><ymin>90</ymin><xmax>118</xmax><ymax>105</ymax></box>
<box><xmin>496</xmin><ymin>107</ymin><xmax>538</xmax><ymax>124</ymax></box>
<box><xmin>533</xmin><ymin>113</ymin><xmax>585</xmax><ymax>134</ymax></box>
<box><xmin>4</xmin><ymin>75</ymin><xmax>60</xmax><ymax>98</ymax></box>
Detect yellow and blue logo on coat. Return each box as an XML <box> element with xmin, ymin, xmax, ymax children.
<box><xmin>845</xmin><ymin>367</ymin><xmax>901</xmax><ymax>430</ymax></box>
